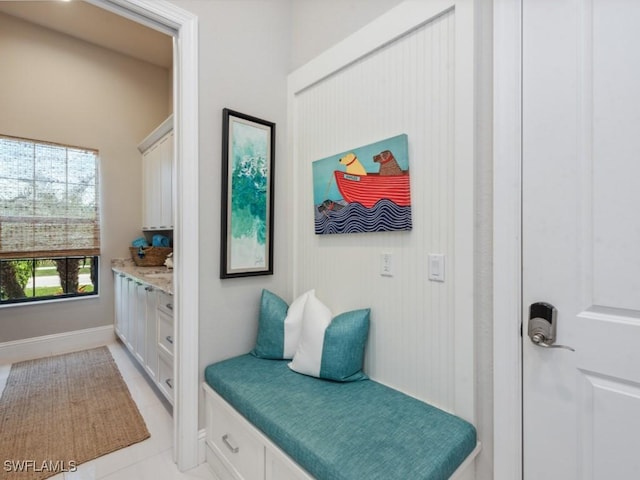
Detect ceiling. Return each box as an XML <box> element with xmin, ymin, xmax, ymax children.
<box><xmin>0</xmin><ymin>0</ymin><xmax>173</xmax><ymax>69</ymax></box>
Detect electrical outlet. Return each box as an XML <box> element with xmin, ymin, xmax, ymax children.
<box><xmin>380</xmin><ymin>253</ymin><xmax>393</xmax><ymax>277</ymax></box>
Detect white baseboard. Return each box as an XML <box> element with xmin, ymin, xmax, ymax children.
<box><xmin>0</xmin><ymin>325</ymin><xmax>116</xmax><ymax>364</ymax></box>
<box><xmin>198</xmin><ymin>428</ymin><xmax>207</xmax><ymax>464</ymax></box>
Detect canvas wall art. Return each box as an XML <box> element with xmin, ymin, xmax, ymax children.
<box><xmin>220</xmin><ymin>109</ymin><xmax>275</xmax><ymax>278</ymax></box>
<box><xmin>312</xmin><ymin>134</ymin><xmax>412</xmax><ymax>234</ymax></box>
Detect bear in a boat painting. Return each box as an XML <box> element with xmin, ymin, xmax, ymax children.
<box><xmin>312</xmin><ymin>134</ymin><xmax>412</xmax><ymax>235</ymax></box>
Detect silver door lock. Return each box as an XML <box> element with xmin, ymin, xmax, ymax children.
<box><xmin>528</xmin><ymin>302</ymin><xmax>575</xmax><ymax>352</ymax></box>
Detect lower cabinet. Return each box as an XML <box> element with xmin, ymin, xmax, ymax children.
<box><xmin>156</xmin><ymin>292</ymin><xmax>174</xmax><ymax>403</ymax></box>
<box><xmin>133</xmin><ymin>280</ymin><xmax>147</xmax><ymax>364</ymax></box>
<box><xmin>203</xmin><ymin>384</ymin><xmax>313</xmax><ymax>480</ymax></box>
<box><xmin>144</xmin><ymin>285</ymin><xmax>158</xmax><ymax>381</ymax></box>
<box><xmin>113</xmin><ymin>269</ymin><xmax>174</xmax><ymax>405</ymax></box>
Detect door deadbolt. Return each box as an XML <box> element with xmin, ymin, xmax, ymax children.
<box><xmin>527</xmin><ymin>302</ymin><xmax>575</xmax><ymax>352</ymax></box>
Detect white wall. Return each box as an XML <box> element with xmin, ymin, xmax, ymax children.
<box><xmin>290</xmin><ymin>0</ymin><xmax>404</xmax><ymax>70</ymax></box>
<box><xmin>474</xmin><ymin>2</ymin><xmax>494</xmax><ymax>479</ymax></box>
<box><xmin>293</xmin><ymin>10</ymin><xmax>460</xmax><ymax>407</ymax></box>
<box><xmin>289</xmin><ymin>1</ymin><xmax>494</xmax><ymax>478</ymax></box>
<box><xmin>0</xmin><ymin>13</ymin><xmax>170</xmax><ymax>342</ymax></box>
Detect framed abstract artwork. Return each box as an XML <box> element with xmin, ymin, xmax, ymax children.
<box><xmin>220</xmin><ymin>109</ymin><xmax>275</xmax><ymax>278</ymax></box>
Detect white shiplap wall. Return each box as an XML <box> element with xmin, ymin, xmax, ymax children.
<box><xmin>290</xmin><ymin>1</ymin><xmax>474</xmax><ymax>420</ymax></box>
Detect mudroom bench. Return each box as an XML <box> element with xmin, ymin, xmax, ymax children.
<box><xmin>203</xmin><ymin>354</ymin><xmax>479</xmax><ymax>480</ymax></box>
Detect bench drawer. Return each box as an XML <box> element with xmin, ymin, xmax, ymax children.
<box><xmin>266</xmin><ymin>449</ymin><xmax>312</xmax><ymax>480</ymax></box>
<box><xmin>209</xmin><ymin>394</ymin><xmax>265</xmax><ymax>480</ymax></box>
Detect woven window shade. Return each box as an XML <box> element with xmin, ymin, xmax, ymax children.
<box><xmin>0</xmin><ymin>135</ymin><xmax>100</xmax><ymax>259</ymax></box>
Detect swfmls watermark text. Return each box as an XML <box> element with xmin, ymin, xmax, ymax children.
<box><xmin>3</xmin><ymin>460</ymin><xmax>77</xmax><ymax>473</ymax></box>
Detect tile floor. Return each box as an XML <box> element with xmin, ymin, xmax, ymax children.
<box><xmin>0</xmin><ymin>342</ymin><xmax>216</xmax><ymax>480</ymax></box>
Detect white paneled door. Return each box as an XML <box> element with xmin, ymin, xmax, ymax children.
<box><xmin>522</xmin><ymin>1</ymin><xmax>640</xmax><ymax>478</ymax></box>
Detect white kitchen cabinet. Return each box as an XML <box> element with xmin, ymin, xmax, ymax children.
<box><xmin>133</xmin><ymin>280</ymin><xmax>147</xmax><ymax>364</ymax></box>
<box><xmin>125</xmin><ymin>277</ymin><xmax>136</xmax><ymax>352</ymax></box>
<box><xmin>113</xmin><ymin>273</ymin><xmax>123</xmax><ymax>339</ymax></box>
<box><xmin>156</xmin><ymin>290</ymin><xmax>174</xmax><ymax>404</ymax></box>
<box><xmin>144</xmin><ymin>285</ymin><xmax>158</xmax><ymax>381</ymax></box>
<box><xmin>139</xmin><ymin>116</ymin><xmax>173</xmax><ymax>230</ymax></box>
<box><xmin>112</xmin><ymin>268</ymin><xmax>174</xmax><ymax>405</ymax></box>
<box><xmin>158</xmin><ymin>348</ymin><xmax>174</xmax><ymax>404</ymax></box>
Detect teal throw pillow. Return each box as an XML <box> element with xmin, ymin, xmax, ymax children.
<box><xmin>251</xmin><ymin>289</ymin><xmax>314</xmax><ymax>360</ymax></box>
<box><xmin>289</xmin><ymin>292</ymin><xmax>370</xmax><ymax>382</ymax></box>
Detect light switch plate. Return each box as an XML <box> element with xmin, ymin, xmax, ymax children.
<box><xmin>380</xmin><ymin>253</ymin><xmax>393</xmax><ymax>277</ymax></box>
<box><xmin>428</xmin><ymin>254</ymin><xmax>445</xmax><ymax>282</ymax></box>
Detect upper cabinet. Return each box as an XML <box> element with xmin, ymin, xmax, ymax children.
<box><xmin>139</xmin><ymin>115</ymin><xmax>173</xmax><ymax>230</ymax></box>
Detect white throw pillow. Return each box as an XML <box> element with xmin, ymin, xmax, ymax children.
<box><xmin>282</xmin><ymin>289</ymin><xmax>315</xmax><ymax>358</ymax></box>
<box><xmin>288</xmin><ymin>292</ymin><xmax>332</xmax><ymax>377</ymax></box>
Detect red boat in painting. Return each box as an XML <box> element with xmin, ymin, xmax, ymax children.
<box><xmin>333</xmin><ymin>171</ymin><xmax>411</xmax><ymax>208</ymax></box>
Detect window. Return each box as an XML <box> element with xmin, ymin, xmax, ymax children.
<box><xmin>0</xmin><ymin>135</ymin><xmax>100</xmax><ymax>304</ymax></box>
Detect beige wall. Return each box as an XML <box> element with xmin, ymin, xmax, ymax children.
<box><xmin>0</xmin><ymin>12</ymin><xmax>170</xmax><ymax>342</ymax></box>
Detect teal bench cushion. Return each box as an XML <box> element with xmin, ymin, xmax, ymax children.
<box><xmin>205</xmin><ymin>354</ymin><xmax>477</xmax><ymax>480</ymax></box>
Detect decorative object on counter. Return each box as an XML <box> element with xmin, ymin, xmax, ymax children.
<box><xmin>129</xmin><ymin>246</ymin><xmax>173</xmax><ymax>267</ymax></box>
<box><xmin>220</xmin><ymin>108</ymin><xmax>275</xmax><ymax>279</ymax></box>
<box><xmin>152</xmin><ymin>234</ymin><xmax>170</xmax><ymax>247</ymax></box>
<box><xmin>131</xmin><ymin>236</ymin><xmax>149</xmax><ymax>248</ymax></box>
<box><xmin>164</xmin><ymin>252</ymin><xmax>174</xmax><ymax>269</ymax></box>
<box><xmin>312</xmin><ymin>134</ymin><xmax>412</xmax><ymax>235</ymax></box>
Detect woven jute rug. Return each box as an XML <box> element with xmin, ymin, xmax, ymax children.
<box><xmin>0</xmin><ymin>346</ymin><xmax>150</xmax><ymax>479</ymax></box>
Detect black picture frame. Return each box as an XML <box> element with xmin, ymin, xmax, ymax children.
<box><xmin>220</xmin><ymin>108</ymin><xmax>275</xmax><ymax>279</ymax></box>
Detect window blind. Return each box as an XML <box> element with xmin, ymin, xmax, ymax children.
<box><xmin>0</xmin><ymin>135</ymin><xmax>100</xmax><ymax>259</ymax></box>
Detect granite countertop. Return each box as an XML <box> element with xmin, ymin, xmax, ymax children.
<box><xmin>111</xmin><ymin>258</ymin><xmax>173</xmax><ymax>295</ymax></box>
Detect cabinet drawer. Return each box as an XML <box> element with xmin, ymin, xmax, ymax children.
<box><xmin>157</xmin><ymin>309</ymin><xmax>174</xmax><ymax>356</ymax></box>
<box><xmin>158</xmin><ymin>351</ymin><xmax>174</xmax><ymax>404</ymax></box>
<box><xmin>157</xmin><ymin>291</ymin><xmax>173</xmax><ymax>316</ymax></box>
<box><xmin>209</xmin><ymin>396</ymin><xmax>265</xmax><ymax>480</ymax></box>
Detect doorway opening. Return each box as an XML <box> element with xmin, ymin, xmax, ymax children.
<box><xmin>89</xmin><ymin>0</ymin><xmax>200</xmax><ymax>471</ymax></box>
<box><xmin>0</xmin><ymin>0</ymin><xmax>200</xmax><ymax>471</ymax></box>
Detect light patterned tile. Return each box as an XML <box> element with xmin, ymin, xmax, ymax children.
<box><xmin>0</xmin><ymin>362</ymin><xmax>11</xmax><ymax>398</ymax></box>
<box><xmin>126</xmin><ymin>374</ymin><xmax>164</xmax><ymax>410</ymax></box>
<box><xmin>53</xmin><ymin>341</ymin><xmax>210</xmax><ymax>480</ymax></box>
<box><xmin>100</xmin><ymin>449</ymin><xmax>215</xmax><ymax>480</ymax></box>
<box><xmin>107</xmin><ymin>343</ymin><xmax>145</xmax><ymax>382</ymax></box>
<box><xmin>158</xmin><ymin>449</ymin><xmax>215</xmax><ymax>479</ymax></box>
<box><xmin>63</xmin><ymin>461</ymin><xmax>97</xmax><ymax>480</ymax></box>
